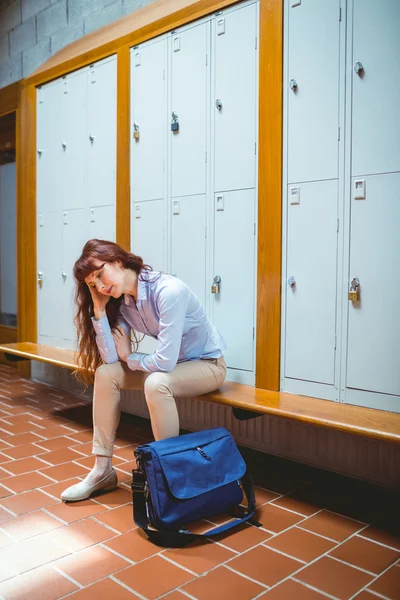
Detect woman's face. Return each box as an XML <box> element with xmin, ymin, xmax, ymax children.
<box><xmin>84</xmin><ymin>261</ymin><xmax>125</xmax><ymax>298</ymax></box>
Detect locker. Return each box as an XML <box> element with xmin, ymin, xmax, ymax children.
<box><xmin>351</xmin><ymin>0</ymin><xmax>400</xmax><ymax>177</ymax></box>
<box><xmin>60</xmin><ymin>69</ymin><xmax>87</xmax><ymax>211</ymax></box>
<box><xmin>287</xmin><ymin>0</ymin><xmax>340</xmax><ymax>184</ymax></box>
<box><xmin>61</xmin><ymin>209</ymin><xmax>88</xmax><ymax>347</ymax></box>
<box><xmin>285</xmin><ymin>180</ymin><xmax>338</xmax><ymax>385</ymax></box>
<box><xmin>0</xmin><ymin>163</ymin><xmax>16</xmax><ymax>316</ymax></box>
<box><xmin>87</xmin><ymin>57</ymin><xmax>117</xmax><ymax>208</ymax></box>
<box><xmin>213</xmin><ymin>189</ymin><xmax>255</xmax><ymax>372</ymax></box>
<box><xmin>130</xmin><ymin>39</ymin><xmax>167</xmax><ymax>203</ymax></box>
<box><xmin>171</xmin><ymin>22</ymin><xmax>208</xmax><ymax>198</ymax></box>
<box><xmin>89</xmin><ymin>205</ymin><xmax>116</xmax><ymax>242</ymax></box>
<box><xmin>346</xmin><ymin>173</ymin><xmax>400</xmax><ymax>397</ymax></box>
<box><xmin>36</xmin><ymin>80</ymin><xmax>62</xmax><ymax>214</ymax></box>
<box><xmin>131</xmin><ymin>199</ymin><xmax>165</xmax><ymax>273</ymax></box>
<box><xmin>37</xmin><ymin>212</ymin><xmax>62</xmax><ymax>346</ymax></box>
<box><xmin>214</xmin><ymin>3</ymin><xmax>257</xmax><ymax>192</ymax></box>
<box><xmin>171</xmin><ymin>195</ymin><xmax>206</xmax><ymax>307</ymax></box>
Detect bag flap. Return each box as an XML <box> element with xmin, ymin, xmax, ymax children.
<box><xmin>150</xmin><ymin>428</ymin><xmax>246</xmax><ymax>500</ymax></box>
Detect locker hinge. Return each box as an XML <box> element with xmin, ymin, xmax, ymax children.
<box><xmin>339</xmin><ymin>6</ymin><xmax>342</xmax><ymax>21</ymax></box>
<box><xmin>255</xmin><ymin>37</ymin><xmax>257</xmax><ymax>49</ymax></box>
<box><xmin>254</xmin><ymin>223</ymin><xmax>256</xmax><ymax>235</ymax></box>
<box><xmin>162</xmin><ymin>228</ymin><xmax>165</xmax><ymax>241</ymax></box>
<box><xmin>163</xmin><ymin>69</ymin><xmax>165</xmax><ymax>81</ymax></box>
<box><xmin>205</xmin><ymin>151</ymin><xmax>207</xmax><ymax>163</ymax></box>
<box><xmin>338</xmin><ymin>127</ymin><xmax>340</xmax><ymax>141</ymax></box>
<box><xmin>254</xmin><ymin>142</ymin><xmax>257</xmax><ymax>155</ymax></box>
<box><xmin>206</xmin><ymin>53</ymin><xmax>208</xmax><ymax>66</ymax></box>
<box><xmin>334</xmin><ymin>335</ymin><xmax>337</xmax><ymax>350</ymax></box>
<box><xmin>205</xmin><ymin>226</ymin><xmax>207</xmax><ymax>238</ymax></box>
<box><xmin>253</xmin><ymin>327</ymin><xmax>255</xmax><ymax>340</ymax></box>
<box><xmin>337</xmin><ymin>218</ymin><xmax>340</xmax><ymax>233</ymax></box>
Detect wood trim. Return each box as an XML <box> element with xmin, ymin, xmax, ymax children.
<box><xmin>17</xmin><ymin>85</ymin><xmax>37</xmax><ymax>351</ymax></box>
<box><xmin>0</xmin><ymin>82</ymin><xmax>19</xmax><ymax>117</ymax></box>
<box><xmin>24</xmin><ymin>0</ymin><xmax>242</xmax><ymax>87</ymax></box>
<box><xmin>256</xmin><ymin>0</ymin><xmax>283</xmax><ymax>390</ymax></box>
<box><xmin>116</xmin><ymin>46</ymin><xmax>131</xmax><ymax>250</ymax></box>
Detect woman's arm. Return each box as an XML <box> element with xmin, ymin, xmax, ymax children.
<box><xmin>92</xmin><ymin>315</ymin><xmax>131</xmax><ymax>364</ymax></box>
<box><xmin>126</xmin><ymin>279</ymin><xmax>190</xmax><ymax>373</ymax></box>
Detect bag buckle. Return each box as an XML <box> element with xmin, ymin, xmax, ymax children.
<box><xmin>131</xmin><ymin>470</ymin><xmax>146</xmax><ymax>493</ymax></box>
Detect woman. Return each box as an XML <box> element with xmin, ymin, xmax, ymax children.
<box><xmin>61</xmin><ymin>239</ymin><xmax>227</xmax><ymax>502</ymax></box>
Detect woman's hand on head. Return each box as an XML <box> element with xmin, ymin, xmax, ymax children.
<box><xmin>87</xmin><ymin>283</ymin><xmax>110</xmax><ymax>319</ymax></box>
<box><xmin>112</xmin><ymin>326</ymin><xmax>132</xmax><ymax>362</ymax></box>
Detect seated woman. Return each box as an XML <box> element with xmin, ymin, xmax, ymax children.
<box><xmin>61</xmin><ymin>239</ymin><xmax>227</xmax><ymax>502</ymax></box>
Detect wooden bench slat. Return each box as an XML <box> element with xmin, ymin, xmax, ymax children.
<box><xmin>1</xmin><ymin>342</ymin><xmax>399</xmax><ymax>444</ymax></box>
<box><xmin>0</xmin><ymin>342</ymin><xmax>77</xmax><ymax>370</ymax></box>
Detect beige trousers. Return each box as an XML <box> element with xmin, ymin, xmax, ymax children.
<box><xmin>92</xmin><ymin>356</ymin><xmax>226</xmax><ymax>456</ymax></box>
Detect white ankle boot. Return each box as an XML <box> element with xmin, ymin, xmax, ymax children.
<box><xmin>61</xmin><ymin>469</ymin><xmax>118</xmax><ymax>502</ymax></box>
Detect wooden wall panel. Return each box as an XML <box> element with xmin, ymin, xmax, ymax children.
<box><xmin>116</xmin><ymin>46</ymin><xmax>131</xmax><ymax>250</ymax></box>
<box><xmin>0</xmin><ymin>82</ymin><xmax>19</xmax><ymax>117</ymax></box>
<box><xmin>17</xmin><ymin>85</ymin><xmax>37</xmax><ymax>353</ymax></box>
<box><xmin>256</xmin><ymin>0</ymin><xmax>283</xmax><ymax>390</ymax></box>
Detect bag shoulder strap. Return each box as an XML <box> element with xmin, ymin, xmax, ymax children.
<box><xmin>132</xmin><ymin>469</ymin><xmax>261</xmax><ymax>548</ymax></box>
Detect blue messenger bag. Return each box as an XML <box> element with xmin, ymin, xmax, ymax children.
<box><xmin>131</xmin><ymin>427</ymin><xmax>260</xmax><ymax>547</ymax></box>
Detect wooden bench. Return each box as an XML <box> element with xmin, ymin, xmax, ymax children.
<box><xmin>1</xmin><ymin>342</ymin><xmax>399</xmax><ymax>444</ymax></box>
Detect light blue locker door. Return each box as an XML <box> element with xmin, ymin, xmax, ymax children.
<box><xmin>36</xmin><ymin>80</ymin><xmax>62</xmax><ymax>214</ymax></box>
<box><xmin>61</xmin><ymin>209</ymin><xmax>87</xmax><ymax>349</ymax></box>
<box><xmin>214</xmin><ymin>3</ymin><xmax>257</xmax><ymax>192</ymax></box>
<box><xmin>37</xmin><ymin>212</ymin><xmax>62</xmax><ymax>347</ymax></box>
<box><xmin>346</xmin><ymin>174</ymin><xmax>400</xmax><ymax>397</ymax></box>
<box><xmin>287</xmin><ymin>0</ymin><xmax>340</xmax><ymax>184</ymax></box>
<box><xmin>60</xmin><ymin>68</ymin><xmax>87</xmax><ymax>211</ymax></box>
<box><xmin>213</xmin><ymin>189</ymin><xmax>255</xmax><ymax>372</ymax></box>
<box><xmin>131</xmin><ymin>200</ymin><xmax>165</xmax><ymax>355</ymax></box>
<box><xmin>130</xmin><ymin>39</ymin><xmax>167</xmax><ymax>203</ymax></box>
<box><xmin>131</xmin><ymin>200</ymin><xmax>165</xmax><ymax>273</ymax></box>
<box><xmin>171</xmin><ymin>22</ymin><xmax>208</xmax><ymax>198</ymax></box>
<box><xmin>171</xmin><ymin>195</ymin><xmax>206</xmax><ymax>307</ymax></box>
<box><xmin>351</xmin><ymin>0</ymin><xmax>400</xmax><ymax>177</ymax></box>
<box><xmin>89</xmin><ymin>205</ymin><xmax>115</xmax><ymax>242</ymax></box>
<box><xmin>285</xmin><ymin>181</ymin><xmax>338</xmax><ymax>385</ymax></box>
<box><xmin>87</xmin><ymin>57</ymin><xmax>117</xmax><ymax>208</ymax></box>
<box><xmin>0</xmin><ymin>163</ymin><xmax>16</xmax><ymax>317</ymax></box>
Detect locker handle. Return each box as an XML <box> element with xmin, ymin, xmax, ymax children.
<box><xmin>354</xmin><ymin>61</ymin><xmax>364</xmax><ymax>75</ymax></box>
<box><xmin>38</xmin><ymin>271</ymin><xmax>43</xmax><ymax>287</ymax></box>
<box><xmin>289</xmin><ymin>79</ymin><xmax>298</xmax><ymax>91</ymax></box>
<box><xmin>62</xmin><ymin>272</ymin><xmax>67</xmax><ymax>281</ymax></box>
<box><xmin>215</xmin><ymin>99</ymin><xmax>223</xmax><ymax>110</ymax></box>
<box><xmin>288</xmin><ymin>276</ymin><xmax>296</xmax><ymax>288</ymax></box>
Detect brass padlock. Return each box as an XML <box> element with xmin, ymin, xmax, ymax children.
<box><xmin>211</xmin><ymin>275</ymin><xmax>221</xmax><ymax>294</ymax></box>
<box><xmin>133</xmin><ymin>122</ymin><xmax>140</xmax><ymax>140</ymax></box>
<box><xmin>348</xmin><ymin>277</ymin><xmax>360</xmax><ymax>302</ymax></box>
<box><xmin>348</xmin><ymin>289</ymin><xmax>358</xmax><ymax>301</ymax></box>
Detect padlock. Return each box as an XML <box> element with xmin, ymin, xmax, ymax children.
<box><xmin>348</xmin><ymin>277</ymin><xmax>360</xmax><ymax>302</ymax></box>
<box><xmin>171</xmin><ymin>111</ymin><xmax>179</xmax><ymax>132</ymax></box>
<box><xmin>348</xmin><ymin>290</ymin><xmax>358</xmax><ymax>301</ymax></box>
<box><xmin>211</xmin><ymin>275</ymin><xmax>221</xmax><ymax>294</ymax></box>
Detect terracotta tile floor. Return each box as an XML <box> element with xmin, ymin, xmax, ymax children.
<box><xmin>0</xmin><ymin>364</ymin><xmax>399</xmax><ymax>600</ymax></box>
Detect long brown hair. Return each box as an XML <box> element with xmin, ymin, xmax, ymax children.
<box><xmin>73</xmin><ymin>239</ymin><xmax>152</xmax><ymax>385</ymax></box>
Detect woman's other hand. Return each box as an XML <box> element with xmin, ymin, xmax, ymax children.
<box><xmin>112</xmin><ymin>326</ymin><xmax>132</xmax><ymax>362</ymax></box>
<box><xmin>88</xmin><ymin>284</ymin><xmax>110</xmax><ymax>320</ymax></box>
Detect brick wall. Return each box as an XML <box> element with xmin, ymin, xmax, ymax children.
<box><xmin>0</xmin><ymin>0</ymin><xmax>155</xmax><ymax>89</ymax></box>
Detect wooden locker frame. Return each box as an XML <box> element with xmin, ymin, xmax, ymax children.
<box><xmin>16</xmin><ymin>0</ymin><xmax>282</xmax><ymax>391</ymax></box>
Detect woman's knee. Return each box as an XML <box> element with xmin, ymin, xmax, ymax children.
<box><xmin>94</xmin><ymin>362</ymin><xmax>124</xmax><ymax>388</ymax></box>
<box><xmin>144</xmin><ymin>372</ymin><xmax>170</xmax><ymax>404</ymax></box>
